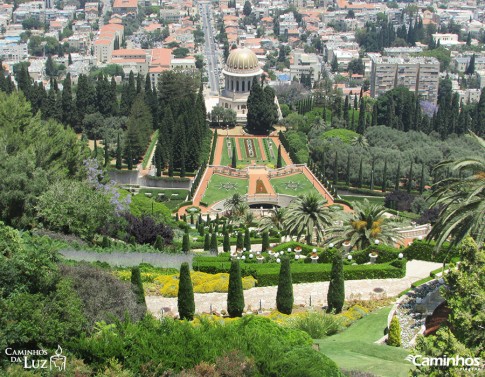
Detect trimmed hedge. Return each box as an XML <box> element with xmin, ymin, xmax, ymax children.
<box><xmin>272</xmin><ymin>242</ymin><xmax>337</xmax><ymax>263</ymax></box>
<box><xmin>334</xmin><ymin>198</ymin><xmax>353</xmax><ymax>209</ymax></box>
<box><xmin>335</xmin><ymin>185</ymin><xmax>387</xmax><ymax>197</ymax></box>
<box><xmin>403</xmin><ymin>240</ymin><xmax>459</xmax><ymax>263</ymax></box>
<box><xmin>192</xmin><ymin>258</ymin><xmax>406</xmax><ymax>287</ymax></box>
<box><xmin>145</xmin><ymin>175</ymin><xmax>191</xmax><ymax>182</ymax></box>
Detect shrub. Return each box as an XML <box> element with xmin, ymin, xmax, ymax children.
<box><xmin>327</xmin><ymin>254</ymin><xmax>345</xmax><ymax>314</ymax></box>
<box><xmin>204</xmin><ymin>234</ymin><xmax>210</xmax><ymax>251</ymax></box>
<box><xmin>60</xmin><ymin>264</ymin><xmax>145</xmax><ymax>328</ymax></box>
<box><xmin>130</xmin><ymin>266</ymin><xmax>146</xmax><ymax>310</ymax></box>
<box><xmin>223</xmin><ymin>232</ymin><xmax>230</xmax><ymax>252</ymax></box>
<box><xmin>276</xmin><ymin>257</ymin><xmax>293</xmax><ymax>314</ymax></box>
<box><xmin>262</xmin><ymin>231</ymin><xmax>270</xmax><ymax>252</ymax></box>
<box><xmin>123</xmin><ymin>213</ymin><xmax>174</xmax><ymax>245</ymax></box>
<box><xmin>227</xmin><ymin>260</ymin><xmax>244</xmax><ymax>317</ymax></box>
<box><xmin>182</xmin><ymin>233</ymin><xmax>190</xmax><ymax>253</ymax></box>
<box><xmin>244</xmin><ymin>228</ymin><xmax>251</xmax><ymax>250</ymax></box>
<box><xmin>287</xmin><ymin>311</ymin><xmax>344</xmax><ymax>338</ymax></box>
<box><xmin>384</xmin><ymin>190</ymin><xmax>415</xmax><ymax>211</ymax></box>
<box><xmin>178</xmin><ymin>263</ymin><xmax>195</xmax><ymax>320</ymax></box>
<box><xmin>387</xmin><ymin>316</ymin><xmax>402</xmax><ymax>347</ymax></box>
<box><xmin>236</xmin><ymin>232</ymin><xmax>244</xmax><ymax>249</ymax></box>
<box><xmin>403</xmin><ymin>240</ymin><xmax>458</xmax><ymax>263</ymax></box>
<box><xmin>210</xmin><ymin>233</ymin><xmax>218</xmax><ymax>253</ymax></box>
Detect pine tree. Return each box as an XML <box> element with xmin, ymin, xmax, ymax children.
<box><xmin>204</xmin><ymin>233</ymin><xmax>210</xmax><ymax>251</ymax></box>
<box><xmin>276</xmin><ymin>145</ymin><xmax>282</xmax><ymax>168</ymax></box>
<box><xmin>223</xmin><ymin>232</ymin><xmax>230</xmax><ymax>252</ymax></box>
<box><xmin>227</xmin><ymin>260</ymin><xmax>244</xmax><ymax>317</ymax></box>
<box><xmin>236</xmin><ymin>231</ymin><xmax>244</xmax><ymax>249</ymax></box>
<box><xmin>262</xmin><ymin>231</ymin><xmax>270</xmax><ymax>252</ymax></box>
<box><xmin>178</xmin><ymin>262</ymin><xmax>195</xmax><ymax>320</ymax></box>
<box><xmin>382</xmin><ymin>158</ymin><xmax>388</xmax><ymax>192</ymax></box>
<box><xmin>327</xmin><ymin>253</ymin><xmax>344</xmax><ymax>314</ymax></box>
<box><xmin>231</xmin><ymin>145</ymin><xmax>237</xmax><ymax>168</ymax></box>
<box><xmin>387</xmin><ymin>316</ymin><xmax>402</xmax><ymax>346</ymax></box>
<box><xmin>131</xmin><ymin>266</ymin><xmax>147</xmax><ymax>309</ymax></box>
<box><xmin>276</xmin><ymin>256</ymin><xmax>293</xmax><ymax>314</ymax></box>
<box><xmin>182</xmin><ymin>233</ymin><xmax>190</xmax><ymax>253</ymax></box>
<box><xmin>210</xmin><ymin>232</ymin><xmax>218</xmax><ymax>254</ymax></box>
<box><xmin>244</xmin><ymin>228</ymin><xmax>251</xmax><ymax>250</ymax></box>
<box><xmin>116</xmin><ymin>133</ymin><xmax>122</xmax><ymax>169</ymax></box>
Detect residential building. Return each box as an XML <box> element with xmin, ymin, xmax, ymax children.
<box><xmin>289</xmin><ymin>51</ymin><xmax>321</xmax><ymax>84</ymax></box>
<box><xmin>370</xmin><ymin>55</ymin><xmax>440</xmax><ymax>103</ymax></box>
<box><xmin>112</xmin><ymin>0</ymin><xmax>138</xmax><ymax>15</ymax></box>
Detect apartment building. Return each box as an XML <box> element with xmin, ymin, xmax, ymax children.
<box><xmin>370</xmin><ymin>55</ymin><xmax>440</xmax><ymax>103</ymax></box>
<box><xmin>289</xmin><ymin>51</ymin><xmax>321</xmax><ymax>84</ymax></box>
<box><xmin>94</xmin><ymin>23</ymin><xmax>124</xmax><ymax>63</ymax></box>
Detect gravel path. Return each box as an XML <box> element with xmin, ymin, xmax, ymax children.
<box><xmin>146</xmin><ymin>260</ymin><xmax>442</xmax><ymax>317</ymax></box>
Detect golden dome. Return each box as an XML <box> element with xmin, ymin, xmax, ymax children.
<box><xmin>225</xmin><ymin>48</ymin><xmax>261</xmax><ymax>74</ymax></box>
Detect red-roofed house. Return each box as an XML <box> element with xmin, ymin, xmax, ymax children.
<box><xmin>113</xmin><ymin>0</ymin><xmax>138</xmax><ymax>15</ymax></box>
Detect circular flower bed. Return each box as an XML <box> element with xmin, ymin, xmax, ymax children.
<box><xmin>185</xmin><ymin>206</ymin><xmax>201</xmax><ymax>214</ymax></box>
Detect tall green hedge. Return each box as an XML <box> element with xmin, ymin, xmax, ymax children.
<box><xmin>131</xmin><ymin>266</ymin><xmax>147</xmax><ymax>310</ymax></box>
<box><xmin>387</xmin><ymin>316</ymin><xmax>401</xmax><ymax>347</ymax></box>
<box><xmin>227</xmin><ymin>260</ymin><xmax>245</xmax><ymax>317</ymax></box>
<box><xmin>178</xmin><ymin>262</ymin><xmax>195</xmax><ymax>320</ymax></box>
<box><xmin>327</xmin><ymin>254</ymin><xmax>344</xmax><ymax>314</ymax></box>
<box><xmin>276</xmin><ymin>257</ymin><xmax>294</xmax><ymax>314</ymax></box>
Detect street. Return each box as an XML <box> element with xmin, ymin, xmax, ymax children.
<box><xmin>199</xmin><ymin>1</ymin><xmax>221</xmax><ymax>95</ymax></box>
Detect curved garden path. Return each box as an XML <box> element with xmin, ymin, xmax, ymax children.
<box><xmin>146</xmin><ymin>260</ymin><xmax>442</xmax><ymax>317</ymax></box>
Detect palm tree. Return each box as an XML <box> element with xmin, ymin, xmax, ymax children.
<box><xmin>260</xmin><ymin>207</ymin><xmax>286</xmax><ymax>233</ymax></box>
<box><xmin>325</xmin><ymin>199</ymin><xmax>400</xmax><ymax>250</ymax></box>
<box><xmin>224</xmin><ymin>193</ymin><xmax>248</xmax><ymax>223</ymax></box>
<box><xmin>351</xmin><ymin>134</ymin><xmax>369</xmax><ymax>149</ymax></box>
<box><xmin>283</xmin><ymin>193</ymin><xmax>333</xmax><ymax>244</ymax></box>
<box><xmin>225</xmin><ymin>193</ymin><xmax>245</xmax><ymax>211</ymax></box>
<box><xmin>426</xmin><ymin>132</ymin><xmax>485</xmax><ymax>249</ymax></box>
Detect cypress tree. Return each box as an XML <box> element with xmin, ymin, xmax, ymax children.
<box><xmin>382</xmin><ymin>158</ymin><xmax>388</xmax><ymax>192</ymax></box>
<box><xmin>223</xmin><ymin>231</ymin><xmax>230</xmax><ymax>252</ymax></box>
<box><xmin>357</xmin><ymin>99</ymin><xmax>366</xmax><ymax>134</ymax></box>
<box><xmin>276</xmin><ymin>256</ymin><xmax>293</xmax><ymax>314</ymax></box>
<box><xmin>345</xmin><ymin>153</ymin><xmax>351</xmax><ymax>186</ymax></box>
<box><xmin>370</xmin><ymin>158</ymin><xmax>375</xmax><ymax>191</ymax></box>
<box><xmin>244</xmin><ymin>228</ymin><xmax>251</xmax><ymax>250</ymax></box>
<box><xmin>419</xmin><ymin>164</ymin><xmax>425</xmax><ymax>194</ymax></box>
<box><xmin>178</xmin><ymin>262</ymin><xmax>195</xmax><ymax>320</ymax></box>
<box><xmin>116</xmin><ymin>133</ymin><xmax>122</xmax><ymax>169</ymax></box>
<box><xmin>210</xmin><ymin>232</ymin><xmax>218</xmax><ymax>254</ymax></box>
<box><xmin>227</xmin><ymin>260</ymin><xmax>244</xmax><ymax>317</ymax></box>
<box><xmin>93</xmin><ymin>138</ymin><xmax>98</xmax><ymax>158</ymax></box>
<box><xmin>387</xmin><ymin>316</ymin><xmax>402</xmax><ymax>346</ymax></box>
<box><xmin>407</xmin><ymin>162</ymin><xmax>414</xmax><ymax>193</ymax></box>
<box><xmin>204</xmin><ymin>233</ymin><xmax>210</xmax><ymax>251</ymax></box>
<box><xmin>395</xmin><ymin>161</ymin><xmax>401</xmax><ymax>191</ymax></box>
<box><xmin>231</xmin><ymin>145</ymin><xmax>237</xmax><ymax>168</ymax></box>
<box><xmin>236</xmin><ymin>231</ymin><xmax>244</xmax><ymax>249</ymax></box>
<box><xmin>198</xmin><ymin>223</ymin><xmax>205</xmax><ymax>236</ymax></box>
<box><xmin>127</xmin><ymin>144</ymin><xmax>133</xmax><ymax>170</ymax></box>
<box><xmin>276</xmin><ymin>145</ymin><xmax>282</xmax><ymax>168</ymax></box>
<box><xmin>155</xmin><ymin>142</ymin><xmax>162</xmax><ymax>176</ymax></box>
<box><xmin>104</xmin><ymin>139</ymin><xmax>109</xmax><ymax>167</ymax></box>
<box><xmin>333</xmin><ymin>151</ymin><xmax>338</xmax><ymax>185</ymax></box>
<box><xmin>262</xmin><ymin>231</ymin><xmax>270</xmax><ymax>252</ymax></box>
<box><xmin>372</xmin><ymin>102</ymin><xmax>378</xmax><ymax>127</ymax></box>
<box><xmin>327</xmin><ymin>253</ymin><xmax>345</xmax><ymax>314</ymax></box>
<box><xmin>182</xmin><ymin>233</ymin><xmax>190</xmax><ymax>253</ymax></box>
<box><xmin>131</xmin><ymin>266</ymin><xmax>147</xmax><ymax>309</ymax></box>
<box><xmin>357</xmin><ymin>158</ymin><xmax>363</xmax><ymax>188</ymax></box>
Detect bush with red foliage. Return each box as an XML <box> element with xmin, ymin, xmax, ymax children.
<box><xmin>123</xmin><ymin>213</ymin><xmax>173</xmax><ymax>245</ymax></box>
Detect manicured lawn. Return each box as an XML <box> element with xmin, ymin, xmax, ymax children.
<box><xmin>263</xmin><ymin>138</ymin><xmax>285</xmax><ymax>167</ymax></box>
<box><xmin>201</xmin><ymin>174</ymin><xmax>248</xmax><ymax>205</ymax></box>
<box><xmin>341</xmin><ymin>195</ymin><xmax>386</xmax><ymax>206</ymax></box>
<box><xmin>270</xmin><ymin>173</ymin><xmax>319</xmax><ymax>196</ymax></box>
<box><xmin>315</xmin><ymin>306</ymin><xmax>413</xmax><ymax>377</ymax></box>
<box><xmin>219</xmin><ymin>137</ymin><xmax>236</xmax><ymax>166</ymax></box>
<box><xmin>138</xmin><ymin>188</ymin><xmax>189</xmax><ymax>210</ymax></box>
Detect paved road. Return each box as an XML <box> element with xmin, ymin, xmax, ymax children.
<box><xmin>199</xmin><ymin>1</ymin><xmax>220</xmax><ymax>95</ymax></box>
<box><xmin>146</xmin><ymin>260</ymin><xmax>442</xmax><ymax>317</ymax></box>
